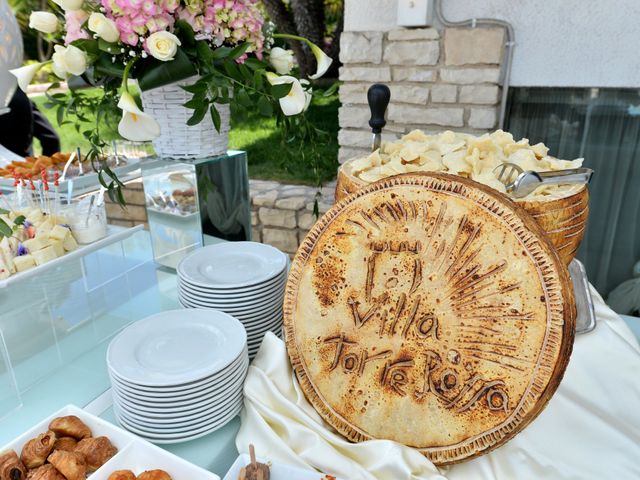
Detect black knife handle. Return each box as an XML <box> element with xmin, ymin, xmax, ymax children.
<box><xmin>368</xmin><ymin>84</ymin><xmax>391</xmax><ymax>134</ymax></box>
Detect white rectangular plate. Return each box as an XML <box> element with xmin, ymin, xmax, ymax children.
<box><xmin>0</xmin><ymin>225</ymin><xmax>143</xmax><ymax>289</ymax></box>
<box><xmin>0</xmin><ymin>404</ymin><xmax>220</xmax><ymax>480</ymax></box>
<box><xmin>223</xmin><ymin>453</ymin><xmax>340</xmax><ymax>480</ymax></box>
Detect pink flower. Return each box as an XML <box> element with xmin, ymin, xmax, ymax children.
<box><xmin>120</xmin><ymin>31</ymin><xmax>139</xmax><ymax>45</ymax></box>
<box><xmin>64</xmin><ymin>10</ymin><xmax>90</xmax><ymax>45</ymax></box>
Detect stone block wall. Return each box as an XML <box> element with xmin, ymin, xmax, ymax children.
<box><xmin>249</xmin><ymin>179</ymin><xmax>335</xmax><ymax>257</ymax></box>
<box><xmin>338</xmin><ymin>26</ymin><xmax>505</xmax><ymax>162</ymax></box>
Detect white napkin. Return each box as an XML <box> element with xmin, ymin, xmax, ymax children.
<box><xmin>237</xmin><ymin>288</ymin><xmax>640</xmax><ymax>479</ymax></box>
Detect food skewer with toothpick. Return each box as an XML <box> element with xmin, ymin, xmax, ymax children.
<box><xmin>239</xmin><ymin>444</ymin><xmax>270</xmax><ymax>480</ymax></box>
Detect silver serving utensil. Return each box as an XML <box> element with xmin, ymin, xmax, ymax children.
<box><xmin>493</xmin><ymin>162</ymin><xmax>593</xmax><ymax>198</ymax></box>
<box><xmin>367</xmin><ymin>84</ymin><xmax>391</xmax><ymax>152</ymax></box>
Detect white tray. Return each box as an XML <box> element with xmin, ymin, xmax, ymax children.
<box><xmin>0</xmin><ymin>224</ymin><xmax>143</xmax><ymax>289</ymax></box>
<box><xmin>223</xmin><ymin>453</ymin><xmax>341</xmax><ymax>480</ymax></box>
<box><xmin>0</xmin><ymin>404</ymin><xmax>220</xmax><ymax>480</ymax></box>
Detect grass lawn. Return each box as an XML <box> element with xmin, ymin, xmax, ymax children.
<box><xmin>31</xmin><ymin>89</ymin><xmax>340</xmax><ymax>185</ymax></box>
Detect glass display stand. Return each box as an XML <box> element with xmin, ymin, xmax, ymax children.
<box><xmin>141</xmin><ymin>150</ymin><xmax>251</xmax><ymax>269</ymax></box>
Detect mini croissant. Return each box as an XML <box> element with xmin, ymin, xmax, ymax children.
<box><xmin>47</xmin><ymin>451</ymin><xmax>86</xmax><ymax>480</ymax></box>
<box><xmin>51</xmin><ymin>438</ymin><xmax>76</xmax><ymax>453</ymax></box>
<box><xmin>74</xmin><ymin>437</ymin><xmax>117</xmax><ymax>472</ymax></box>
<box><xmin>48</xmin><ymin>417</ymin><xmax>91</xmax><ymax>440</ymax></box>
<box><xmin>25</xmin><ymin>465</ymin><xmax>65</xmax><ymax>480</ymax></box>
<box><xmin>107</xmin><ymin>470</ymin><xmax>135</xmax><ymax>480</ymax></box>
<box><xmin>0</xmin><ymin>450</ymin><xmax>27</xmax><ymax>480</ymax></box>
<box><xmin>136</xmin><ymin>470</ymin><xmax>172</xmax><ymax>480</ymax></box>
<box><xmin>20</xmin><ymin>431</ymin><xmax>56</xmax><ymax>469</ymax></box>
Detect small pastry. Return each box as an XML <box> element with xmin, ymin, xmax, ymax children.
<box><xmin>48</xmin><ymin>416</ymin><xmax>91</xmax><ymax>440</ymax></box>
<box><xmin>49</xmin><ymin>226</ymin><xmax>69</xmax><ymax>242</ymax></box>
<box><xmin>25</xmin><ymin>464</ymin><xmax>65</xmax><ymax>480</ymax></box>
<box><xmin>52</xmin><ymin>438</ymin><xmax>76</xmax><ymax>453</ymax></box>
<box><xmin>0</xmin><ymin>450</ymin><xmax>27</xmax><ymax>480</ymax></box>
<box><xmin>136</xmin><ymin>470</ymin><xmax>172</xmax><ymax>480</ymax></box>
<box><xmin>62</xmin><ymin>233</ymin><xmax>77</xmax><ymax>252</ymax></box>
<box><xmin>23</xmin><ymin>237</ymin><xmax>47</xmax><ymax>253</ymax></box>
<box><xmin>13</xmin><ymin>255</ymin><xmax>35</xmax><ymax>273</ymax></box>
<box><xmin>74</xmin><ymin>437</ymin><xmax>117</xmax><ymax>472</ymax></box>
<box><xmin>47</xmin><ymin>451</ymin><xmax>86</xmax><ymax>480</ymax></box>
<box><xmin>107</xmin><ymin>471</ymin><xmax>136</xmax><ymax>480</ymax></box>
<box><xmin>49</xmin><ymin>239</ymin><xmax>64</xmax><ymax>257</ymax></box>
<box><xmin>20</xmin><ymin>431</ymin><xmax>56</xmax><ymax>468</ymax></box>
<box><xmin>32</xmin><ymin>245</ymin><xmax>58</xmax><ymax>266</ymax></box>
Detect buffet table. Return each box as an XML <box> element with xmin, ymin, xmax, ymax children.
<box><xmin>1</xmin><ymin>230</ymin><xmax>639</xmax><ymax>479</ymax></box>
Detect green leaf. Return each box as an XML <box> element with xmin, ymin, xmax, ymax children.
<box><xmin>271</xmin><ymin>83</ymin><xmax>293</xmax><ymax>99</ymax></box>
<box><xmin>187</xmin><ymin>106</ymin><xmax>207</xmax><ymax>126</ymax></box>
<box><xmin>181</xmin><ymin>82</ymin><xmax>207</xmax><ymax>94</ymax></box>
<box><xmin>228</xmin><ymin>43</ymin><xmax>250</xmax><ymax>61</ymax></box>
<box><xmin>97</xmin><ymin>38</ymin><xmax>118</xmax><ymax>53</ymax></box>
<box><xmin>183</xmin><ymin>98</ymin><xmax>203</xmax><ymax>109</ymax></box>
<box><xmin>175</xmin><ymin>20</ymin><xmax>195</xmax><ymax>45</ymax></box>
<box><xmin>0</xmin><ymin>219</ymin><xmax>12</xmax><ymax>238</ymax></box>
<box><xmin>0</xmin><ymin>207</ymin><xmax>9</xmax><ymax>215</ymax></box>
<box><xmin>236</xmin><ymin>89</ymin><xmax>252</xmax><ymax>108</ymax></box>
<box><xmin>210</xmin><ymin>105</ymin><xmax>221</xmax><ymax>132</ymax></box>
<box><xmin>253</xmin><ymin>69</ymin><xmax>264</xmax><ymax>90</ymax></box>
<box><xmin>223</xmin><ymin>61</ymin><xmax>241</xmax><ymax>81</ymax></box>
<box><xmin>244</xmin><ymin>58</ymin><xmax>267</xmax><ymax>70</ymax></box>
<box><xmin>71</xmin><ymin>39</ymin><xmax>100</xmax><ymax>56</ymax></box>
<box><xmin>94</xmin><ymin>55</ymin><xmax>126</xmax><ymax>79</ymax></box>
<box><xmin>12</xmin><ymin>215</ymin><xmax>25</xmax><ymax>226</ymax></box>
<box><xmin>238</xmin><ymin>64</ymin><xmax>253</xmax><ymax>82</ymax></box>
<box><xmin>211</xmin><ymin>46</ymin><xmax>232</xmax><ymax>60</ymax></box>
<box><xmin>138</xmin><ymin>48</ymin><xmax>198</xmax><ymax>91</ymax></box>
<box><xmin>257</xmin><ymin>96</ymin><xmax>273</xmax><ymax>117</ymax></box>
<box><xmin>196</xmin><ymin>41</ymin><xmax>214</xmax><ymax>64</ymax></box>
<box><xmin>323</xmin><ymin>81</ymin><xmax>340</xmax><ymax>97</ymax></box>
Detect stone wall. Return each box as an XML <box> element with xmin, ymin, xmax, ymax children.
<box><xmin>249</xmin><ymin>179</ymin><xmax>335</xmax><ymax>257</ymax></box>
<box><xmin>338</xmin><ymin>26</ymin><xmax>505</xmax><ymax>162</ymax></box>
<box><xmin>105</xmin><ymin>178</ymin><xmax>149</xmax><ymax>229</ymax></box>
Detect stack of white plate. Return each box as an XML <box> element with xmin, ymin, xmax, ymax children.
<box><xmin>177</xmin><ymin>242</ymin><xmax>288</xmax><ymax>357</ymax></box>
<box><xmin>107</xmin><ymin>309</ymin><xmax>248</xmax><ymax>444</ymax></box>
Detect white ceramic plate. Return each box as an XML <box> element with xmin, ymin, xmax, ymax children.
<box><xmin>107</xmin><ymin>309</ymin><xmax>246</xmax><ymax>387</ymax></box>
<box><xmin>178</xmin><ymin>287</ymin><xmax>284</xmax><ymax>312</ymax></box>
<box><xmin>111</xmin><ymin>356</ymin><xmax>248</xmax><ymax>400</ymax></box>
<box><xmin>112</xmin><ymin>366</ymin><xmax>246</xmax><ymax>410</ymax></box>
<box><xmin>177</xmin><ymin>270</ymin><xmax>287</xmax><ymax>298</ymax></box>
<box><xmin>114</xmin><ymin>390</ymin><xmax>244</xmax><ymax>431</ymax></box>
<box><xmin>115</xmin><ymin>401</ymin><xmax>242</xmax><ymax>443</ymax></box>
<box><xmin>178</xmin><ymin>242</ymin><xmax>287</xmax><ymax>289</ymax></box>
<box><xmin>109</xmin><ymin>347</ymin><xmax>248</xmax><ymax>394</ymax></box>
<box><xmin>112</xmin><ymin>363</ymin><xmax>247</xmax><ymax>415</ymax></box>
<box><xmin>179</xmin><ymin>299</ymin><xmax>283</xmax><ymax>322</ymax></box>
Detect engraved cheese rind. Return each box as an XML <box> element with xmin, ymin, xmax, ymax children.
<box><xmin>284</xmin><ymin>172</ymin><xmax>575</xmax><ymax>465</ymax></box>
<box><xmin>336</xmin><ymin>156</ymin><xmax>589</xmax><ymax>265</ymax></box>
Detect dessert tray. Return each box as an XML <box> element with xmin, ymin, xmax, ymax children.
<box><xmin>223</xmin><ymin>453</ymin><xmax>341</xmax><ymax>480</ymax></box>
<box><xmin>0</xmin><ymin>225</ymin><xmax>143</xmax><ymax>289</ymax></box>
<box><xmin>0</xmin><ymin>404</ymin><xmax>220</xmax><ymax>480</ymax></box>
<box><xmin>284</xmin><ymin>173</ymin><xmax>576</xmax><ymax>465</ymax></box>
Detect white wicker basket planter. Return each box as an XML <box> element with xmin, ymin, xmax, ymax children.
<box><xmin>141</xmin><ymin>77</ymin><xmax>230</xmax><ymax>159</ymax></box>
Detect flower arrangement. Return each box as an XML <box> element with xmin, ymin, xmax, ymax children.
<box><xmin>11</xmin><ymin>0</ymin><xmax>335</xmax><ymax>205</ymax></box>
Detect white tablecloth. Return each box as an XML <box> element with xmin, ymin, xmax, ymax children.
<box><xmin>236</xmin><ymin>287</ymin><xmax>640</xmax><ymax>479</ymax></box>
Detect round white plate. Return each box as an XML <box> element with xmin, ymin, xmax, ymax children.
<box><xmin>114</xmin><ymin>390</ymin><xmax>244</xmax><ymax>431</ymax></box>
<box><xmin>112</xmin><ymin>365</ymin><xmax>246</xmax><ymax>410</ymax></box>
<box><xmin>108</xmin><ymin>346</ymin><xmax>248</xmax><ymax>393</ymax></box>
<box><xmin>111</xmin><ymin>355</ymin><xmax>248</xmax><ymax>401</ymax></box>
<box><xmin>115</xmin><ymin>401</ymin><xmax>242</xmax><ymax>443</ymax></box>
<box><xmin>177</xmin><ymin>283</ymin><xmax>284</xmax><ymax>307</ymax></box>
<box><xmin>107</xmin><ymin>309</ymin><xmax>246</xmax><ymax>387</ymax></box>
<box><xmin>178</xmin><ymin>242</ymin><xmax>287</xmax><ymax>289</ymax></box>
<box><xmin>178</xmin><ymin>294</ymin><xmax>283</xmax><ymax>317</ymax></box>
<box><xmin>112</xmin><ymin>363</ymin><xmax>247</xmax><ymax>414</ymax></box>
<box><xmin>179</xmin><ymin>298</ymin><xmax>283</xmax><ymax>321</ymax></box>
<box><xmin>177</xmin><ymin>270</ymin><xmax>287</xmax><ymax>298</ymax></box>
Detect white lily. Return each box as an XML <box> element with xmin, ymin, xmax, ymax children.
<box><xmin>267</xmin><ymin>73</ymin><xmax>306</xmax><ymax>116</ymax></box>
<box><xmin>10</xmin><ymin>63</ymin><xmax>47</xmax><ymax>91</ymax></box>
<box><xmin>308</xmin><ymin>42</ymin><xmax>332</xmax><ymax>80</ymax></box>
<box><xmin>117</xmin><ymin>91</ymin><xmax>161</xmax><ymax>141</ymax></box>
<box><xmin>300</xmin><ymin>79</ymin><xmax>312</xmax><ymax>111</ymax></box>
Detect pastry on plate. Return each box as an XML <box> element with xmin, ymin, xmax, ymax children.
<box><xmin>48</xmin><ymin>416</ymin><xmax>91</xmax><ymax>440</ymax></box>
<box><xmin>74</xmin><ymin>437</ymin><xmax>117</xmax><ymax>472</ymax></box>
<box><xmin>20</xmin><ymin>431</ymin><xmax>57</xmax><ymax>468</ymax></box>
<box><xmin>107</xmin><ymin>470</ymin><xmax>136</xmax><ymax>480</ymax></box>
<box><xmin>51</xmin><ymin>437</ymin><xmax>76</xmax><ymax>453</ymax></box>
<box><xmin>25</xmin><ymin>464</ymin><xmax>65</xmax><ymax>480</ymax></box>
<box><xmin>0</xmin><ymin>450</ymin><xmax>27</xmax><ymax>480</ymax></box>
<box><xmin>136</xmin><ymin>470</ymin><xmax>172</xmax><ymax>480</ymax></box>
<box><xmin>47</xmin><ymin>450</ymin><xmax>86</xmax><ymax>480</ymax></box>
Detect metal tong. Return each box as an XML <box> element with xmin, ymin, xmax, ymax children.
<box><xmin>493</xmin><ymin>162</ymin><xmax>593</xmax><ymax>198</ymax></box>
<box><xmin>368</xmin><ymin>84</ymin><xmax>391</xmax><ymax>152</ymax></box>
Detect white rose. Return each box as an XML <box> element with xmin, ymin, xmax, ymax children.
<box><xmin>88</xmin><ymin>12</ymin><xmax>120</xmax><ymax>43</ymax></box>
<box><xmin>52</xmin><ymin>45</ymin><xmax>69</xmax><ymax>79</ymax></box>
<box><xmin>64</xmin><ymin>45</ymin><xmax>88</xmax><ymax>76</ymax></box>
<box><xmin>268</xmin><ymin>47</ymin><xmax>295</xmax><ymax>75</ymax></box>
<box><xmin>146</xmin><ymin>31</ymin><xmax>181</xmax><ymax>62</ymax></box>
<box><xmin>52</xmin><ymin>0</ymin><xmax>84</xmax><ymax>11</ymax></box>
<box><xmin>29</xmin><ymin>11</ymin><xmax>59</xmax><ymax>34</ymax></box>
